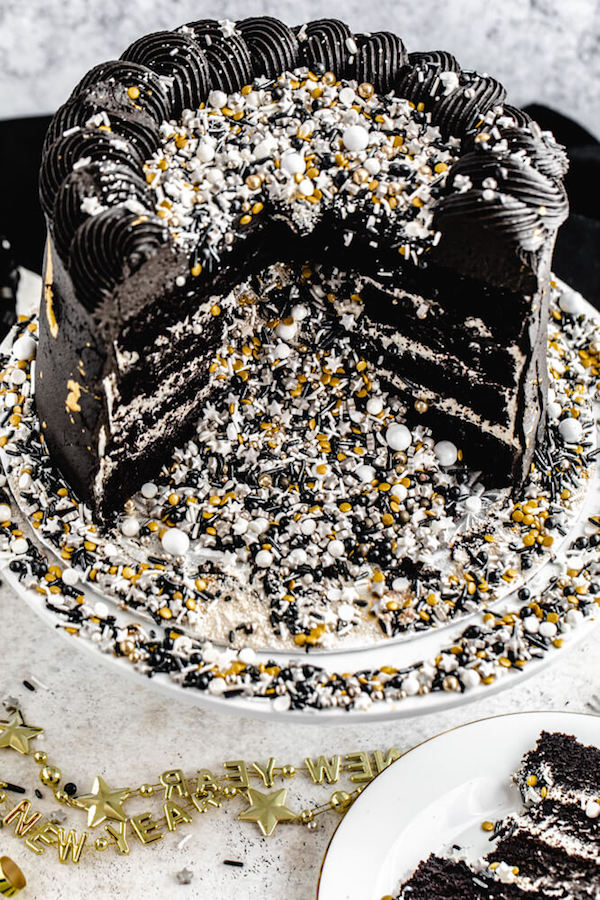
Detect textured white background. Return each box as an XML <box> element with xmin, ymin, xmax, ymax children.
<box><xmin>0</xmin><ymin>0</ymin><xmax>599</xmax><ymax>135</ymax></box>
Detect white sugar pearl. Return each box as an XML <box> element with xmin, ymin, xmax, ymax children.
<box><xmin>274</xmin><ymin>341</ymin><xmax>291</xmax><ymax>359</ymax></box>
<box><xmin>18</xmin><ymin>472</ymin><xmax>31</xmax><ymax>490</ymax></box>
<box><xmin>460</xmin><ymin>669</ymin><xmax>481</xmax><ymax>689</ymax></box>
<box><xmin>208</xmin><ymin>89</ymin><xmax>228</xmax><ymax>108</ymax></box>
<box><xmin>391</xmin><ymin>483</ymin><xmax>408</xmax><ymax>501</ymax></box>
<box><xmin>338</xmin><ymin>87</ymin><xmax>356</xmax><ymax>106</ymax></box>
<box><xmin>559</xmin><ymin>417</ymin><xmax>583</xmax><ymax>443</ymax></box>
<box><xmin>276</xmin><ymin>321</ymin><xmax>297</xmax><ymax>341</ymax></box>
<box><xmin>364</xmin><ymin>157</ymin><xmax>381</xmax><ymax>175</ymax></box>
<box><xmin>402</xmin><ymin>675</ymin><xmax>419</xmax><ymax>696</ymax></box>
<box><xmin>233</xmin><ymin>519</ymin><xmax>249</xmax><ymax>535</ymax></box>
<box><xmin>356</xmin><ymin>464</ymin><xmax>376</xmax><ymax>483</ymax></box>
<box><xmin>539</xmin><ymin>621</ymin><xmax>558</xmax><ymax>638</ymax></box>
<box><xmin>161</xmin><ymin>527</ymin><xmax>190</xmax><ymax>556</ymax></box>
<box><xmin>255</xmin><ymin>549</ymin><xmax>273</xmax><ymax>568</ymax></box>
<box><xmin>121</xmin><ymin>516</ymin><xmax>140</xmax><ymax>537</ymax></box>
<box><xmin>10</xmin><ymin>368</ymin><xmax>26</xmax><ymax>386</ymax></box>
<box><xmin>238</xmin><ymin>647</ymin><xmax>256</xmax><ymax>664</ymax></box>
<box><xmin>366</xmin><ymin>396</ymin><xmax>383</xmax><ymax>415</ymax></box>
<box><xmin>328</xmin><ymin>539</ymin><xmax>345</xmax><ymax>558</ymax></box>
<box><xmin>61</xmin><ymin>567</ymin><xmax>79</xmax><ymax>586</ymax></box>
<box><xmin>249</xmin><ymin>516</ymin><xmax>269</xmax><ymax>534</ymax></box>
<box><xmin>385</xmin><ymin>423</ymin><xmax>412</xmax><ymax>451</ymax></box>
<box><xmin>566</xmin><ymin>608</ymin><xmax>584</xmax><ymax>628</ymax></box>
<box><xmin>465</xmin><ymin>495</ymin><xmax>482</xmax><ymax>513</ymax></box>
<box><xmin>11</xmin><ymin>538</ymin><xmax>28</xmax><ymax>554</ymax></box>
<box><xmin>0</xmin><ymin>503</ymin><xmax>11</xmax><ymax>520</ymax></box>
<box><xmin>196</xmin><ymin>142</ymin><xmax>215</xmax><ymax>163</ymax></box>
<box><xmin>547</xmin><ymin>401</ymin><xmax>562</xmax><ymax>419</ymax></box>
<box><xmin>300</xmin><ymin>518</ymin><xmax>316</xmax><ymax>535</ymax></box>
<box><xmin>4</xmin><ymin>392</ymin><xmax>18</xmax><ymax>407</ymax></box>
<box><xmin>585</xmin><ymin>799</ymin><xmax>600</xmax><ymax>819</ymax></box>
<box><xmin>558</xmin><ymin>285</ymin><xmax>585</xmax><ymax>316</ymax></box>
<box><xmin>12</xmin><ymin>334</ymin><xmax>36</xmax><ymax>361</ymax></box>
<box><xmin>272</xmin><ymin>693</ymin><xmax>291</xmax><ymax>711</ymax></box>
<box><xmin>291</xmin><ymin>304</ymin><xmax>308</xmax><ymax>320</ymax></box>
<box><xmin>290</xmin><ymin>548</ymin><xmax>307</xmax><ymax>566</ymax></box>
<box><xmin>342</xmin><ymin>124</ymin><xmax>369</xmax><ymax>152</ymax></box>
<box><xmin>523</xmin><ymin>615</ymin><xmax>540</xmax><ymax>634</ymax></box>
<box><xmin>281</xmin><ymin>152</ymin><xmax>305</xmax><ymax>175</ymax></box>
<box><xmin>434</xmin><ymin>440</ymin><xmax>458</xmax><ymax>467</ymax></box>
<box><xmin>141</xmin><ymin>482</ymin><xmax>158</xmax><ymax>499</ymax></box>
<box><xmin>208</xmin><ymin>677</ymin><xmax>227</xmax><ymax>695</ymax></box>
<box><xmin>298</xmin><ymin>178</ymin><xmax>314</xmax><ymax>196</ymax></box>
<box><xmin>94</xmin><ymin>600</ymin><xmax>109</xmax><ymax>618</ymax></box>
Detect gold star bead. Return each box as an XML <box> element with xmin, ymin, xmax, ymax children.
<box><xmin>238</xmin><ymin>787</ymin><xmax>297</xmax><ymax>837</ymax></box>
<box><xmin>0</xmin><ymin>710</ymin><xmax>43</xmax><ymax>755</ymax></box>
<box><xmin>74</xmin><ymin>777</ymin><xmax>130</xmax><ymax>828</ymax></box>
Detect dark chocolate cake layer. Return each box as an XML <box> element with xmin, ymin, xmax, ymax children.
<box><xmin>397</xmin><ymin>732</ymin><xmax>600</xmax><ymax>900</ymax></box>
<box><xmin>35</xmin><ymin>17</ymin><xmax>569</xmax><ymax>515</ymax></box>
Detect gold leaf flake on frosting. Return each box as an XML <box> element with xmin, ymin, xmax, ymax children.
<box><xmin>44</xmin><ymin>239</ymin><xmax>59</xmax><ymax>339</ymax></box>
<box><xmin>66</xmin><ymin>379</ymin><xmax>82</xmax><ymax>413</ymax></box>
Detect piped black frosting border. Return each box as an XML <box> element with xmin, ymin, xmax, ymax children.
<box><xmin>39</xmin><ymin>17</ymin><xmax>569</xmax><ymax>310</ymax></box>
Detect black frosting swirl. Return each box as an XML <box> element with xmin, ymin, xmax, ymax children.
<box><xmin>42</xmin><ymin>97</ymin><xmax>160</xmax><ymax>162</ymax></box>
<box><xmin>69</xmin><ymin>208</ymin><xmax>167</xmax><ymax>312</ymax></box>
<box><xmin>499</xmin><ymin>103</ymin><xmax>532</xmax><ymax>129</ymax></box>
<box><xmin>120</xmin><ymin>31</ymin><xmax>210</xmax><ymax>116</ymax></box>
<box><xmin>52</xmin><ymin>162</ymin><xmax>150</xmax><ymax>260</ymax></box>
<box><xmin>429</xmin><ymin>71</ymin><xmax>506</xmax><ymax>137</ymax></box>
<box><xmin>40</xmin><ymin>130</ymin><xmax>144</xmax><ymax>219</ymax></box>
<box><xmin>495</xmin><ymin>123</ymin><xmax>568</xmax><ymax>180</ymax></box>
<box><xmin>294</xmin><ymin>19</ymin><xmax>353</xmax><ymax>77</ymax></box>
<box><xmin>394</xmin><ymin>51</ymin><xmax>461</xmax><ymax>107</ymax></box>
<box><xmin>435</xmin><ymin>151</ymin><xmax>569</xmax><ymax>247</ymax></box>
<box><xmin>182</xmin><ymin>20</ymin><xmax>253</xmax><ymax>94</ymax></box>
<box><xmin>68</xmin><ymin>60</ymin><xmax>171</xmax><ymax>124</ymax></box>
<box><xmin>352</xmin><ymin>32</ymin><xmax>407</xmax><ymax>93</ymax></box>
<box><xmin>237</xmin><ymin>17</ymin><xmax>299</xmax><ymax>78</ymax></box>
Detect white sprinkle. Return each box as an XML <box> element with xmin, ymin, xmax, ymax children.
<box><xmin>12</xmin><ymin>335</ymin><xmax>37</xmax><ymax>361</ymax></box>
<box><xmin>565</xmin><ymin>608</ymin><xmax>584</xmax><ymax>628</ymax></box>
<box><xmin>585</xmin><ymin>799</ymin><xmax>600</xmax><ymax>819</ymax></box>
<box><xmin>121</xmin><ymin>516</ymin><xmax>140</xmax><ymax>537</ymax></box>
<box><xmin>161</xmin><ymin>527</ymin><xmax>190</xmax><ymax>556</ymax></box>
<box><xmin>300</xmin><ymin>519</ymin><xmax>316</xmax><ymax>535</ymax></box>
<box><xmin>196</xmin><ymin>141</ymin><xmax>216</xmax><ymax>163</ymax></box>
<box><xmin>208</xmin><ymin>677</ymin><xmax>227</xmax><ymax>695</ymax></box>
<box><xmin>328</xmin><ymin>539</ymin><xmax>345</xmax><ymax>558</ymax></box>
<box><xmin>523</xmin><ymin>615</ymin><xmax>540</xmax><ymax>634</ymax></box>
<box><xmin>385</xmin><ymin>423</ymin><xmax>412</xmax><ymax>451</ymax></box>
<box><xmin>390</xmin><ymin>483</ymin><xmax>408</xmax><ymax>501</ymax></box>
<box><xmin>10</xmin><ymin>368</ymin><xmax>26</xmax><ymax>386</ymax></box>
<box><xmin>141</xmin><ymin>482</ymin><xmax>158</xmax><ymax>499</ymax></box>
<box><xmin>177</xmin><ymin>834</ymin><xmax>193</xmax><ymax>850</ymax></box>
<box><xmin>208</xmin><ymin>89</ymin><xmax>228</xmax><ymax>109</ymax></box>
<box><xmin>539</xmin><ymin>620</ymin><xmax>558</xmax><ymax>638</ymax></box>
<box><xmin>460</xmin><ymin>669</ymin><xmax>481</xmax><ymax>689</ymax></box>
<box><xmin>272</xmin><ymin>693</ymin><xmax>291</xmax><ymax>711</ymax></box>
<box><xmin>366</xmin><ymin>396</ymin><xmax>383</xmax><ymax>415</ymax></box>
<box><xmin>281</xmin><ymin>152</ymin><xmax>306</xmax><ymax>176</ymax></box>
<box><xmin>434</xmin><ymin>440</ymin><xmax>458</xmax><ymax>467</ymax></box>
<box><xmin>345</xmin><ymin>37</ymin><xmax>358</xmax><ymax>54</ymax></box>
<box><xmin>291</xmin><ymin>304</ymin><xmax>309</xmax><ymax>321</ymax></box>
<box><xmin>61</xmin><ymin>567</ymin><xmax>79</xmax><ymax>586</ymax></box>
<box><xmin>439</xmin><ymin>71</ymin><xmax>460</xmax><ymax>94</ymax></box>
<box><xmin>11</xmin><ymin>538</ymin><xmax>28</xmax><ymax>554</ymax></box>
<box><xmin>0</xmin><ymin>503</ymin><xmax>12</xmax><ymax>521</ymax></box>
<box><xmin>298</xmin><ymin>178</ymin><xmax>314</xmax><ymax>196</ymax></box>
<box><xmin>338</xmin><ymin>87</ymin><xmax>356</xmax><ymax>106</ymax></box>
<box><xmin>342</xmin><ymin>125</ymin><xmax>369</xmax><ymax>152</ymax></box>
<box><xmin>558</xmin><ymin>417</ymin><xmax>583</xmax><ymax>444</ymax></box>
<box><xmin>255</xmin><ymin>549</ymin><xmax>273</xmax><ymax>568</ymax></box>
<box><xmin>175</xmin><ymin>275</ymin><xmax>186</xmax><ymax>287</ymax></box>
<box><xmin>249</xmin><ymin>516</ymin><xmax>269</xmax><ymax>535</ymax></box>
<box><xmin>402</xmin><ymin>675</ymin><xmax>419</xmax><ymax>696</ymax></box>
<box><xmin>356</xmin><ymin>464</ymin><xmax>376</xmax><ymax>483</ymax></box>
<box><xmin>94</xmin><ymin>600</ymin><xmax>109</xmax><ymax>618</ymax></box>
<box><xmin>238</xmin><ymin>647</ymin><xmax>256</xmax><ymax>664</ymax></box>
<box><xmin>275</xmin><ymin>321</ymin><xmax>298</xmax><ymax>341</ymax></box>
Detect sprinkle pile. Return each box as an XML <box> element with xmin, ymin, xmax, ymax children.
<box><xmin>142</xmin><ymin>67</ymin><xmax>460</xmax><ymax>267</ymax></box>
<box><xmin>0</xmin><ymin>273</ymin><xmax>597</xmax><ymax>669</ymax></box>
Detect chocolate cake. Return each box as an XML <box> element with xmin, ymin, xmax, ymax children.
<box><xmin>396</xmin><ymin>731</ymin><xmax>600</xmax><ymax>899</ymax></box>
<box><xmin>35</xmin><ymin>17</ymin><xmax>569</xmax><ymax>517</ymax></box>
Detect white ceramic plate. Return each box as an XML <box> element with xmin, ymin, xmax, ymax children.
<box><xmin>318</xmin><ymin>711</ymin><xmax>600</xmax><ymax>899</ymax></box>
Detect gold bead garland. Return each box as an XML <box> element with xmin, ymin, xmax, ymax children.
<box><xmin>0</xmin><ymin>706</ymin><xmax>401</xmax><ymax>868</ymax></box>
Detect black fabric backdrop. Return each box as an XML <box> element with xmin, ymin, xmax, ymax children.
<box><xmin>1</xmin><ymin>106</ymin><xmax>598</xmax><ymax>304</ymax></box>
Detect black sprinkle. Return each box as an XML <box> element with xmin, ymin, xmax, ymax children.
<box><xmin>223</xmin><ymin>860</ymin><xmax>244</xmax><ymax>868</ymax></box>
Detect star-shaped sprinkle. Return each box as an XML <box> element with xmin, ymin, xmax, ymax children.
<box><xmin>238</xmin><ymin>787</ymin><xmax>297</xmax><ymax>837</ymax></box>
<box><xmin>0</xmin><ymin>710</ymin><xmax>43</xmax><ymax>754</ymax></box>
<box><xmin>74</xmin><ymin>776</ymin><xmax>130</xmax><ymax>828</ymax></box>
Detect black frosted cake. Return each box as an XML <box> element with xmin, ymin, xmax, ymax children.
<box><xmin>35</xmin><ymin>16</ymin><xmax>569</xmax><ymax>517</ymax></box>
<box><xmin>396</xmin><ymin>731</ymin><xmax>600</xmax><ymax>899</ymax></box>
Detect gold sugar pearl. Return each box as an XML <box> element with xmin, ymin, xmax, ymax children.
<box><xmin>481</xmin><ymin>820</ymin><xmax>495</xmax><ymax>832</ymax></box>
<box><xmin>358</xmin><ymin>82</ymin><xmax>374</xmax><ymax>99</ymax></box>
<box><xmin>127</xmin><ymin>85</ymin><xmax>140</xmax><ymax>100</ymax></box>
<box><xmin>322</xmin><ymin>71</ymin><xmax>336</xmax><ymax>86</ymax></box>
<box><xmin>246</xmin><ymin>174</ymin><xmax>262</xmax><ymax>192</ymax></box>
<box><xmin>414</xmin><ymin>399</ymin><xmax>429</xmax><ymax>414</ymax></box>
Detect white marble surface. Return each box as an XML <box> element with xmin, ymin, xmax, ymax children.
<box><xmin>0</xmin><ymin>0</ymin><xmax>598</xmax><ymax>136</ymax></box>
<box><xmin>1</xmin><ymin>581</ymin><xmax>599</xmax><ymax>900</ymax></box>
